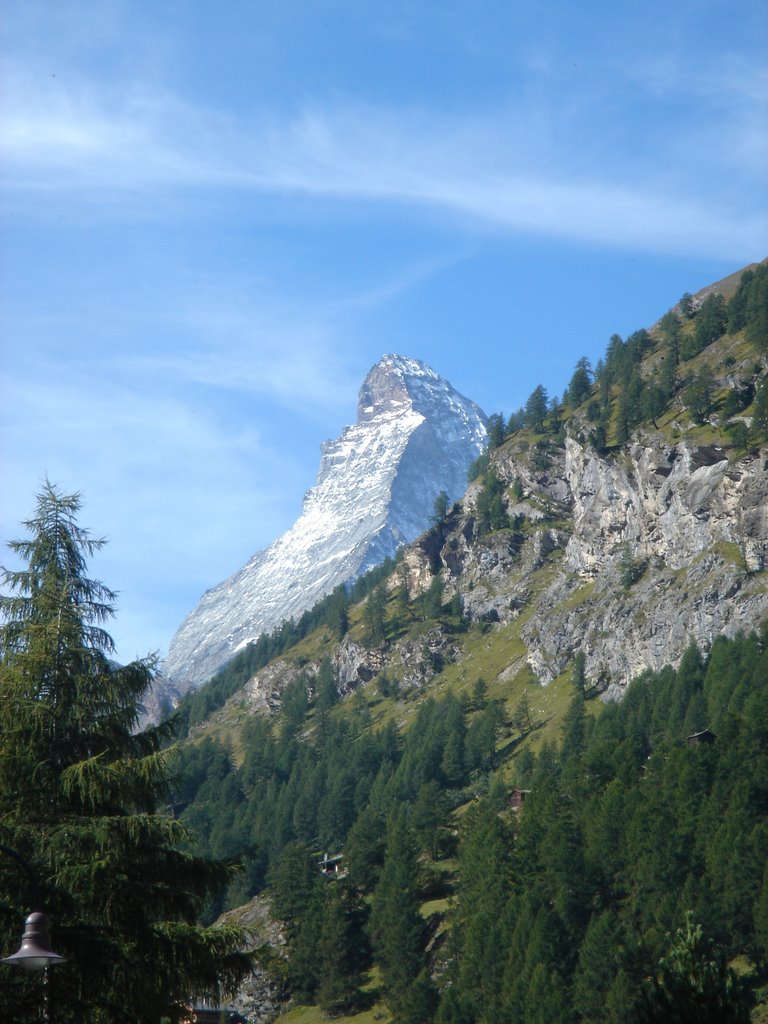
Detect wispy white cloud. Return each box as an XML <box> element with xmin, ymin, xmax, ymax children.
<box><xmin>3</xmin><ymin>59</ymin><xmax>765</xmax><ymax>260</ymax></box>
<box><xmin>619</xmin><ymin>52</ymin><xmax>768</xmax><ymax>181</ymax></box>
<box><xmin>625</xmin><ymin>51</ymin><xmax>768</xmax><ymax>107</ymax></box>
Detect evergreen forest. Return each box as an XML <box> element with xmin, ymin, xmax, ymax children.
<box><xmin>174</xmin><ymin>625</ymin><xmax>768</xmax><ymax>1023</ymax></box>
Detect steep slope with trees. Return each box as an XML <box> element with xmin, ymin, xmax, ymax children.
<box><xmin>175</xmin><ymin>625</ymin><xmax>768</xmax><ymax>1023</ymax></box>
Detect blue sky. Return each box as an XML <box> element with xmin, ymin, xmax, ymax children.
<box><xmin>2</xmin><ymin>0</ymin><xmax>766</xmax><ymax>663</ymax></box>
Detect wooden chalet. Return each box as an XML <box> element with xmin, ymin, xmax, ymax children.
<box><xmin>686</xmin><ymin>728</ymin><xmax>716</xmax><ymax>746</ymax></box>
<box><xmin>318</xmin><ymin>852</ymin><xmax>344</xmax><ymax>877</ymax></box>
<box><xmin>509</xmin><ymin>788</ymin><xmax>531</xmax><ymax>811</ymax></box>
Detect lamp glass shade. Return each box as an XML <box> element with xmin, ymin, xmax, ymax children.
<box><xmin>2</xmin><ymin>912</ymin><xmax>66</xmax><ymax>971</ymax></box>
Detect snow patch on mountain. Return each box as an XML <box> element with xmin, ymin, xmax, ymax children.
<box><xmin>162</xmin><ymin>355</ymin><xmax>487</xmax><ymax>688</ymax></box>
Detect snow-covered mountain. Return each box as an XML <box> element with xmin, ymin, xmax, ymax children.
<box><xmin>163</xmin><ymin>355</ymin><xmax>487</xmax><ymax>688</ymax></box>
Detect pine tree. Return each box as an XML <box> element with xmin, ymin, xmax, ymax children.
<box><xmin>572</xmin><ymin>911</ymin><xmax>626</xmax><ymax>1022</ymax></box>
<box><xmin>561</xmin><ymin>692</ymin><xmax>588</xmax><ymax>763</ymax></box>
<box><xmin>683</xmin><ymin>364</ymin><xmax>716</xmax><ymax>424</ymax></box>
<box><xmin>0</xmin><ymin>482</ymin><xmax>250</xmax><ymax>1024</ymax></box>
<box><xmin>329</xmin><ymin>585</ymin><xmax>349</xmax><ymax>640</ymax></box>
<box><xmin>639</xmin><ymin>913</ymin><xmax>749</xmax><ymax>1023</ymax></box>
<box><xmin>269</xmin><ymin>843</ymin><xmax>321</xmax><ymax>938</ymax></box>
<box><xmin>316</xmin><ymin>883</ymin><xmax>364</xmax><ymax>1013</ymax></box>
<box><xmin>398</xmin><ymin>967</ymin><xmax>440</xmax><ymax>1024</ymax></box>
<box><xmin>472</xmin><ymin>677</ymin><xmax>488</xmax><ymax>709</ymax></box>
<box><xmin>754</xmin><ymin>860</ymin><xmax>768</xmax><ymax>967</ymax></box>
<box><xmin>567</xmin><ymin>356</ymin><xmax>593</xmax><ymax>409</ymax></box>
<box><xmin>364</xmin><ymin>583</ymin><xmax>387</xmax><ymax>643</ymax></box>
<box><xmin>432</xmin><ymin>489</ymin><xmax>451</xmax><ymax>524</ymax></box>
<box><xmin>370</xmin><ymin>809</ymin><xmax>427</xmax><ymax>1015</ymax></box>
<box><xmin>753</xmin><ymin>377</ymin><xmax>768</xmax><ymax>437</ymax></box>
<box><xmin>315</xmin><ymin>656</ymin><xmax>338</xmax><ymax>710</ymax></box>
<box><xmin>448</xmin><ymin>800</ymin><xmax>514</xmax><ymax>1020</ymax></box>
<box><xmin>412</xmin><ymin>780</ymin><xmax>450</xmax><ymax>859</ymax></box>
<box><xmin>513</xmin><ymin>693</ymin><xmax>533</xmax><ymax>736</ymax></box>
<box><xmin>523</xmin><ymin>962</ymin><xmax>570</xmax><ymax>1024</ymax></box>
<box><xmin>344</xmin><ymin>805</ymin><xmax>387</xmax><ymax>894</ymax></box>
<box><xmin>524</xmin><ymin>384</ymin><xmax>549</xmax><ymax>432</ymax></box>
<box><xmin>421</xmin><ymin>574</ymin><xmax>445</xmax><ymax>621</ymax></box>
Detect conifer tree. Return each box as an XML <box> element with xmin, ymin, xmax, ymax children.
<box><xmin>524</xmin><ymin>384</ymin><xmax>549</xmax><ymax>432</ymax></box>
<box><xmin>370</xmin><ymin>809</ymin><xmax>427</xmax><ymax>1015</ymax></box>
<box><xmin>398</xmin><ymin>967</ymin><xmax>440</xmax><ymax>1024</ymax></box>
<box><xmin>572</xmin><ymin>910</ymin><xmax>627</xmax><ymax>1022</ymax></box>
<box><xmin>432</xmin><ymin>489</ymin><xmax>451</xmax><ymax>524</ymax></box>
<box><xmin>0</xmin><ymin>482</ymin><xmax>250</xmax><ymax>1024</ymax></box>
<box><xmin>513</xmin><ymin>692</ymin><xmax>533</xmax><ymax>735</ymax></box>
<box><xmin>567</xmin><ymin>356</ymin><xmax>593</xmax><ymax>409</ymax></box>
<box><xmin>523</xmin><ymin>962</ymin><xmax>570</xmax><ymax>1024</ymax></box>
<box><xmin>315</xmin><ymin>656</ymin><xmax>338</xmax><ymax>710</ymax></box>
<box><xmin>316</xmin><ymin>883</ymin><xmax>366</xmax><ymax>1014</ymax></box>
<box><xmin>411</xmin><ymin>780</ymin><xmax>450</xmax><ymax>858</ymax></box>
<box><xmin>344</xmin><ymin>805</ymin><xmax>387</xmax><ymax>894</ymax></box>
<box><xmin>364</xmin><ymin>583</ymin><xmax>387</xmax><ymax>643</ymax></box>
<box><xmin>561</xmin><ymin>692</ymin><xmax>589</xmax><ymax>763</ymax></box>
<box><xmin>446</xmin><ymin>800</ymin><xmax>513</xmax><ymax>1020</ymax></box>
<box><xmin>754</xmin><ymin>860</ymin><xmax>768</xmax><ymax>968</ymax></box>
<box><xmin>639</xmin><ymin>914</ymin><xmax>749</xmax><ymax>1023</ymax></box>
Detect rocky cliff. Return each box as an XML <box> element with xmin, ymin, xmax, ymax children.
<box><xmin>467</xmin><ymin>431</ymin><xmax>768</xmax><ymax>698</ymax></box>
<box><xmin>163</xmin><ymin>355</ymin><xmax>487</xmax><ymax>688</ymax></box>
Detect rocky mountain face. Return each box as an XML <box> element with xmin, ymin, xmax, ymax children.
<box><xmin>163</xmin><ymin>355</ymin><xmax>488</xmax><ymax>688</ymax></box>
<box><xmin>220</xmin><ymin>429</ymin><xmax>766</xmax><ymax>726</ymax></box>
<box><xmin>457</xmin><ymin>432</ymin><xmax>767</xmax><ymax>699</ymax></box>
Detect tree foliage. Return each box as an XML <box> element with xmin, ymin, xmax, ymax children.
<box><xmin>475</xmin><ymin>466</ymin><xmax>510</xmax><ymax>535</ymax></box>
<box><xmin>524</xmin><ymin>384</ymin><xmax>549</xmax><ymax>432</ymax></box>
<box><xmin>639</xmin><ymin>913</ymin><xmax>749</xmax><ymax>1023</ymax></box>
<box><xmin>728</xmin><ymin>263</ymin><xmax>768</xmax><ymax>352</ymax></box>
<box><xmin>0</xmin><ymin>482</ymin><xmax>250</xmax><ymax>1024</ymax></box>
<box><xmin>370</xmin><ymin>809</ymin><xmax>428</xmax><ymax>1015</ymax></box>
<box><xmin>566</xmin><ymin>357</ymin><xmax>593</xmax><ymax>409</ymax></box>
<box><xmin>433</xmin><ymin>628</ymin><xmax>766</xmax><ymax>1023</ymax></box>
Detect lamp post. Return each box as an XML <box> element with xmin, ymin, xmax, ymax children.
<box><xmin>0</xmin><ymin>843</ymin><xmax>66</xmax><ymax>1023</ymax></box>
<box><xmin>4</xmin><ymin>911</ymin><xmax>66</xmax><ymax>969</ymax></box>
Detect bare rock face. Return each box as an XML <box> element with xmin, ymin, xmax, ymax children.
<box><xmin>163</xmin><ymin>355</ymin><xmax>487</xmax><ymax>690</ymax></box>
<box><xmin>451</xmin><ymin>432</ymin><xmax>768</xmax><ymax>695</ymax></box>
<box><xmin>215</xmin><ymin>895</ymin><xmax>287</xmax><ymax>1024</ymax></box>
<box><xmin>562</xmin><ymin>435</ymin><xmax>767</xmax><ymax>575</ymax></box>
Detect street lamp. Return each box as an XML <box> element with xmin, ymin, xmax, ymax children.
<box><xmin>0</xmin><ymin>844</ymin><xmax>66</xmax><ymax>1022</ymax></box>
<box><xmin>3</xmin><ymin>911</ymin><xmax>66</xmax><ymax>970</ymax></box>
<box><xmin>1</xmin><ymin>913</ymin><xmax>65</xmax><ymax>1024</ymax></box>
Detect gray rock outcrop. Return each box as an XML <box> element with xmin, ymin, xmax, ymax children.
<box><xmin>440</xmin><ymin>431</ymin><xmax>768</xmax><ymax>695</ymax></box>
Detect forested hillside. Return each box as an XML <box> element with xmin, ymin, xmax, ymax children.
<box><xmin>175</xmin><ymin>627</ymin><xmax>768</xmax><ymax>1022</ymax></box>
<box><xmin>170</xmin><ymin>261</ymin><xmax>768</xmax><ymax>1022</ymax></box>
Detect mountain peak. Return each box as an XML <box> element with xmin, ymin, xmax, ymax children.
<box><xmin>357</xmin><ymin>355</ymin><xmax>445</xmax><ymax>421</ymax></box>
<box><xmin>162</xmin><ymin>355</ymin><xmax>487</xmax><ymax>688</ymax></box>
